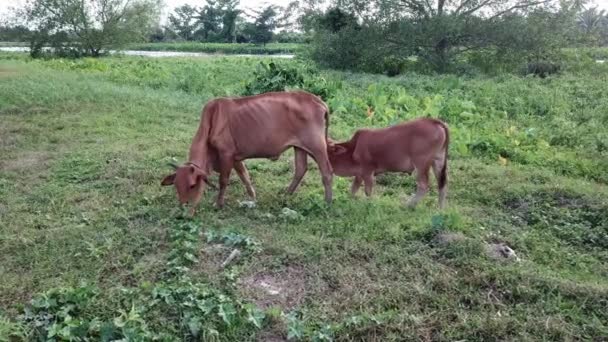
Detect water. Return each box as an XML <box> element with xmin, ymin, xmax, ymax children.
<box><xmin>0</xmin><ymin>46</ymin><xmax>294</xmax><ymax>59</ymax></box>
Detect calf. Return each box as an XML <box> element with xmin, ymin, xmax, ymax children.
<box><xmin>327</xmin><ymin>118</ymin><xmax>449</xmax><ymax>208</ymax></box>
<box><xmin>161</xmin><ymin>91</ymin><xmax>333</xmax><ymax>214</ymax></box>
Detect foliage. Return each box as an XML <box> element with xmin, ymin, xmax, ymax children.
<box><xmin>167</xmin><ymin>4</ymin><xmax>200</xmax><ymax>41</ymax></box>
<box><xmin>0</xmin><ymin>25</ymin><xmax>31</xmax><ymax>42</ymax></box>
<box><xmin>243</xmin><ymin>6</ymin><xmax>281</xmax><ymax>46</ymax></box>
<box><xmin>311</xmin><ymin>0</ymin><xmax>585</xmax><ymax>73</ymax></box>
<box><xmin>576</xmin><ymin>6</ymin><xmax>608</xmax><ymax>46</ymax></box>
<box><xmin>317</xmin><ymin>7</ymin><xmax>359</xmax><ymax>33</ymax></box>
<box><xmin>19</xmin><ymin>0</ymin><xmax>161</xmax><ymax>58</ymax></box>
<box><xmin>242</xmin><ymin>60</ymin><xmax>341</xmax><ymax>101</ymax></box>
<box><xmin>243</xmin><ymin>61</ymin><xmax>306</xmax><ymax>95</ymax></box>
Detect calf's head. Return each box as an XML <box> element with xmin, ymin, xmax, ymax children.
<box><xmin>326</xmin><ymin>138</ymin><xmax>356</xmax><ymax>176</ymax></box>
<box><xmin>161</xmin><ymin>162</ymin><xmax>211</xmax><ymax>209</ymax></box>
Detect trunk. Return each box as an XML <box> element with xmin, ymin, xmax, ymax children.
<box><xmin>434</xmin><ymin>37</ymin><xmax>449</xmax><ymax>72</ymax></box>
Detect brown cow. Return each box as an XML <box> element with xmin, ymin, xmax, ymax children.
<box><xmin>327</xmin><ymin>118</ymin><xmax>449</xmax><ymax>208</ymax></box>
<box><xmin>161</xmin><ymin>91</ymin><xmax>333</xmax><ymax>214</ymax></box>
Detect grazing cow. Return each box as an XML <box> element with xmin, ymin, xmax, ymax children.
<box><xmin>161</xmin><ymin>91</ymin><xmax>333</xmax><ymax>214</ymax></box>
<box><xmin>327</xmin><ymin>118</ymin><xmax>449</xmax><ymax>208</ymax></box>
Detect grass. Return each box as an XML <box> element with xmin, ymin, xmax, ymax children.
<box><xmin>127</xmin><ymin>42</ymin><xmax>303</xmax><ymax>55</ymax></box>
<box><xmin>0</xmin><ymin>52</ymin><xmax>607</xmax><ymax>340</ymax></box>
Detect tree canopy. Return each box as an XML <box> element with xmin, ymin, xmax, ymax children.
<box><xmin>20</xmin><ymin>0</ymin><xmax>161</xmax><ymax>57</ymax></box>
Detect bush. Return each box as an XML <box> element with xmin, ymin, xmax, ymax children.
<box><xmin>242</xmin><ymin>61</ymin><xmax>340</xmax><ymax>101</ymax></box>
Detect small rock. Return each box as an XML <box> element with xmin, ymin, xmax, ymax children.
<box><xmin>280</xmin><ymin>207</ymin><xmax>300</xmax><ymax>220</ymax></box>
<box><xmin>259</xmin><ymin>281</ymin><xmax>281</xmax><ymax>295</ymax></box>
<box><xmin>485</xmin><ymin>243</ymin><xmax>519</xmax><ymax>262</ymax></box>
<box><xmin>239</xmin><ymin>200</ymin><xmax>257</xmax><ymax>209</ymax></box>
<box><xmin>260</xmin><ymin>212</ymin><xmax>276</xmax><ymax>220</ymax></box>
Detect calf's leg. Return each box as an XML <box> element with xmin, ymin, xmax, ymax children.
<box><xmin>362</xmin><ymin>172</ymin><xmax>374</xmax><ymax>197</ymax></box>
<box><xmin>351</xmin><ymin>176</ymin><xmax>363</xmax><ymax>196</ymax></box>
<box><xmin>234</xmin><ymin>161</ymin><xmax>256</xmax><ymax>200</ymax></box>
<box><xmin>286</xmin><ymin>147</ymin><xmax>308</xmax><ymax>194</ymax></box>
<box><xmin>407</xmin><ymin>164</ymin><xmax>430</xmax><ymax>208</ymax></box>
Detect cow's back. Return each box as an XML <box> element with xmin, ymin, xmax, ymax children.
<box><xmin>220</xmin><ymin>92</ymin><xmax>327</xmax><ymax>159</ymax></box>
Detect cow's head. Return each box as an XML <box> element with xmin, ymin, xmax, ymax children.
<box><xmin>161</xmin><ymin>162</ymin><xmax>212</xmax><ymax>211</ymax></box>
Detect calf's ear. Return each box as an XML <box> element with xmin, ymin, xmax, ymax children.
<box><xmin>161</xmin><ymin>173</ymin><xmax>176</xmax><ymax>186</ymax></box>
<box><xmin>331</xmin><ymin>145</ymin><xmax>348</xmax><ymax>155</ymax></box>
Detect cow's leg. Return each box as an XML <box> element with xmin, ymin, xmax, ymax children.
<box><xmin>307</xmin><ymin>145</ymin><xmax>333</xmax><ymax>204</ymax></box>
<box><xmin>217</xmin><ymin>157</ymin><xmax>234</xmax><ymax>208</ymax></box>
<box><xmin>351</xmin><ymin>176</ymin><xmax>363</xmax><ymax>196</ymax></box>
<box><xmin>362</xmin><ymin>172</ymin><xmax>374</xmax><ymax>197</ymax></box>
<box><xmin>234</xmin><ymin>161</ymin><xmax>256</xmax><ymax>200</ymax></box>
<box><xmin>431</xmin><ymin>158</ymin><xmax>447</xmax><ymax>209</ymax></box>
<box><xmin>286</xmin><ymin>147</ymin><xmax>308</xmax><ymax>194</ymax></box>
<box><xmin>407</xmin><ymin>164</ymin><xmax>430</xmax><ymax>208</ymax></box>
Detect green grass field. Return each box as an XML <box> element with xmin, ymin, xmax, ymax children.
<box><xmin>0</xmin><ymin>53</ymin><xmax>607</xmax><ymax>340</ymax></box>
<box><xmin>127</xmin><ymin>42</ymin><xmax>303</xmax><ymax>55</ymax></box>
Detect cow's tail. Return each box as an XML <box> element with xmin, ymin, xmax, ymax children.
<box><xmin>436</xmin><ymin>120</ymin><xmax>449</xmax><ymax>191</ymax></box>
<box><xmin>324</xmin><ymin>107</ymin><xmax>329</xmax><ymax>142</ymax></box>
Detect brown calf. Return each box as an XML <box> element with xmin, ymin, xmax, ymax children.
<box><xmin>327</xmin><ymin>118</ymin><xmax>449</xmax><ymax>208</ymax></box>
<box><xmin>161</xmin><ymin>91</ymin><xmax>333</xmax><ymax>214</ymax></box>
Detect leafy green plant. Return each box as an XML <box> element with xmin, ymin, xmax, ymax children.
<box><xmin>243</xmin><ymin>61</ymin><xmax>306</xmax><ymax>96</ymax></box>
<box><xmin>205</xmin><ymin>230</ymin><xmax>259</xmax><ymax>252</ymax></box>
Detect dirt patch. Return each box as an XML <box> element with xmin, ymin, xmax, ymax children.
<box><xmin>256</xmin><ymin>329</ymin><xmax>287</xmax><ymax>342</ymax></box>
<box><xmin>0</xmin><ymin>151</ymin><xmax>52</xmax><ymax>172</ymax></box>
<box><xmin>238</xmin><ymin>265</ymin><xmax>309</xmax><ymax>310</ymax></box>
<box><xmin>0</xmin><ymin>66</ymin><xmax>20</xmax><ymax>78</ymax></box>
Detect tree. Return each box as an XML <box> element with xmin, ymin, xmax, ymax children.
<box><xmin>20</xmin><ymin>0</ymin><xmax>161</xmax><ymax>57</ymax></box>
<box><xmin>198</xmin><ymin>0</ymin><xmax>222</xmax><ymax>41</ymax></box>
<box><xmin>312</xmin><ymin>0</ymin><xmax>582</xmax><ymax>73</ymax></box>
<box><xmin>577</xmin><ymin>6</ymin><xmax>606</xmax><ymax>45</ymax></box>
<box><xmin>317</xmin><ymin>7</ymin><xmax>359</xmax><ymax>32</ymax></box>
<box><xmin>0</xmin><ymin>25</ymin><xmax>31</xmax><ymax>42</ymax></box>
<box><xmin>246</xmin><ymin>6</ymin><xmax>280</xmax><ymax>46</ymax></box>
<box><xmin>168</xmin><ymin>4</ymin><xmax>200</xmax><ymax>41</ymax></box>
<box><xmin>218</xmin><ymin>0</ymin><xmax>241</xmax><ymax>43</ymax></box>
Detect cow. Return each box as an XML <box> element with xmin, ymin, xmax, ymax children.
<box><xmin>327</xmin><ymin>118</ymin><xmax>449</xmax><ymax>209</ymax></box>
<box><xmin>161</xmin><ymin>91</ymin><xmax>333</xmax><ymax>214</ymax></box>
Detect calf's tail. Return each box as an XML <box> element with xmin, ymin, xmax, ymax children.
<box><xmin>437</xmin><ymin>121</ymin><xmax>449</xmax><ymax>190</ymax></box>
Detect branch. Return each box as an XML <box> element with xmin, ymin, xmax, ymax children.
<box><xmin>458</xmin><ymin>0</ymin><xmax>495</xmax><ymax>17</ymax></box>
<box><xmin>488</xmin><ymin>0</ymin><xmax>553</xmax><ymax>20</ymax></box>
<box><xmin>397</xmin><ymin>0</ymin><xmax>430</xmax><ymax>18</ymax></box>
<box><xmin>454</xmin><ymin>0</ymin><xmax>476</xmax><ymax>14</ymax></box>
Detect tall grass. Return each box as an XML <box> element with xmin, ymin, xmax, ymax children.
<box><xmin>1</xmin><ymin>53</ymin><xmax>607</xmax><ymax>340</ymax></box>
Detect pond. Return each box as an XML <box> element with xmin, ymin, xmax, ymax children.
<box><xmin>0</xmin><ymin>46</ymin><xmax>294</xmax><ymax>59</ymax></box>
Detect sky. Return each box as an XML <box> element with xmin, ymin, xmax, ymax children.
<box><xmin>1</xmin><ymin>0</ymin><xmax>608</xmax><ymax>23</ymax></box>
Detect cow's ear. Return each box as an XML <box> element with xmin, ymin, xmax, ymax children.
<box><xmin>200</xmin><ymin>174</ymin><xmax>217</xmax><ymax>190</ymax></box>
<box><xmin>188</xmin><ymin>166</ymin><xmax>201</xmax><ymax>187</ymax></box>
<box><xmin>161</xmin><ymin>173</ymin><xmax>176</xmax><ymax>186</ymax></box>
